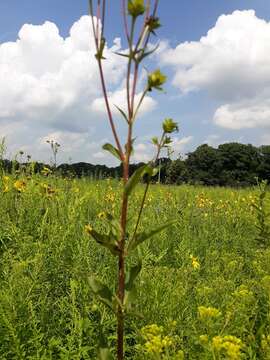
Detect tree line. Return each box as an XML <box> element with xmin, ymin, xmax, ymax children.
<box><xmin>2</xmin><ymin>142</ymin><xmax>270</xmax><ymax>187</ymax></box>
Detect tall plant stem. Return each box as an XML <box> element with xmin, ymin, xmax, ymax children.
<box><xmin>96</xmin><ymin>59</ymin><xmax>124</xmax><ymax>160</ymax></box>
<box><xmin>131</xmin><ymin>132</ymin><xmax>165</xmax><ymax>243</ymax></box>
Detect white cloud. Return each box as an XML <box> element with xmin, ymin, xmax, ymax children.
<box><xmin>91</xmin><ymin>88</ymin><xmax>156</xmax><ymax>116</ymax></box>
<box><xmin>214</xmin><ymin>98</ymin><xmax>270</xmax><ymax>129</ymax></box>
<box><xmin>160</xmin><ymin>10</ymin><xmax>270</xmax><ymax>130</ymax></box>
<box><xmin>131</xmin><ymin>136</ymin><xmax>193</xmax><ymax>163</ymax></box>
<box><xmin>171</xmin><ymin>136</ymin><xmax>193</xmax><ymax>156</ymax></box>
<box><xmin>0</xmin><ymin>15</ymin><xmax>156</xmax><ymax>163</ymax></box>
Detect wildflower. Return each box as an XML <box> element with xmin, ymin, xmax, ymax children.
<box><xmin>98</xmin><ymin>211</ymin><xmax>106</xmax><ymax>219</ymax></box>
<box><xmin>261</xmin><ymin>334</ymin><xmax>270</xmax><ymax>354</ymax></box>
<box><xmin>162</xmin><ymin>118</ymin><xmax>178</xmax><ymax>134</ymax></box>
<box><xmin>146</xmin><ymin>16</ymin><xmax>161</xmax><ymax>34</ymax></box>
<box><xmin>198</xmin><ymin>306</ymin><xmax>221</xmax><ymax>319</ymax></box>
<box><xmin>147</xmin><ymin>69</ymin><xmax>167</xmax><ymax>91</ymax></box>
<box><xmin>233</xmin><ymin>285</ymin><xmax>254</xmax><ymax>300</ymax></box>
<box><xmin>2</xmin><ymin>176</ymin><xmax>10</xmax><ymax>193</ymax></box>
<box><xmin>41</xmin><ymin>167</ymin><xmax>52</xmax><ymax>176</ymax></box>
<box><xmin>14</xmin><ymin>180</ymin><xmax>26</xmax><ymax>192</ymax></box>
<box><xmin>141</xmin><ymin>324</ymin><xmax>173</xmax><ymax>355</ymax></box>
<box><xmin>190</xmin><ymin>255</ymin><xmax>200</xmax><ymax>270</ymax></box>
<box><xmin>128</xmin><ymin>0</ymin><xmax>145</xmax><ymax>18</ymax></box>
<box><xmin>40</xmin><ymin>183</ymin><xmax>57</xmax><ymax>197</ymax></box>
<box><xmin>212</xmin><ymin>335</ymin><xmax>243</xmax><ymax>360</ymax></box>
<box><xmin>85</xmin><ymin>224</ymin><xmax>93</xmax><ymax>235</ymax></box>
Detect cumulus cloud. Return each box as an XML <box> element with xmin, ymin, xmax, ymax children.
<box><xmin>92</xmin><ymin>88</ymin><xmax>156</xmax><ymax>116</ymax></box>
<box><xmin>160</xmin><ymin>10</ymin><xmax>270</xmax><ymax>130</ymax></box>
<box><xmin>0</xmin><ymin>15</ymin><xmax>156</xmax><ymax>162</ymax></box>
<box><xmin>131</xmin><ymin>136</ymin><xmax>193</xmax><ymax>163</ymax></box>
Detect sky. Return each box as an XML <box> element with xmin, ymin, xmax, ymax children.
<box><xmin>0</xmin><ymin>0</ymin><xmax>270</xmax><ymax>165</ymax></box>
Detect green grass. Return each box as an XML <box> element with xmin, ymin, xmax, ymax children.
<box><xmin>0</xmin><ymin>173</ymin><xmax>270</xmax><ymax>359</ymax></box>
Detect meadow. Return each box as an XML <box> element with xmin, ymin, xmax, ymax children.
<box><xmin>0</xmin><ymin>170</ymin><xmax>270</xmax><ymax>359</ymax></box>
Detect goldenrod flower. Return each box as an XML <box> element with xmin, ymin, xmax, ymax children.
<box><xmin>141</xmin><ymin>324</ymin><xmax>173</xmax><ymax>355</ymax></box>
<box><xmin>212</xmin><ymin>335</ymin><xmax>243</xmax><ymax>360</ymax></box>
<box><xmin>198</xmin><ymin>306</ymin><xmax>221</xmax><ymax>319</ymax></box>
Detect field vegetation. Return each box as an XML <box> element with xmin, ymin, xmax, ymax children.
<box><xmin>0</xmin><ymin>169</ymin><xmax>270</xmax><ymax>359</ymax></box>
<box><xmin>1</xmin><ymin>1</ymin><xmax>270</xmax><ymax>359</ymax></box>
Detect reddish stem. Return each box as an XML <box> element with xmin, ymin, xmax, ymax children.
<box><xmin>97</xmin><ymin>60</ymin><xmax>124</xmax><ymax>160</ymax></box>
<box><xmin>122</xmin><ymin>0</ymin><xmax>130</xmax><ymax>43</ymax></box>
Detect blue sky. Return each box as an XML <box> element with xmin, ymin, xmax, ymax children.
<box><xmin>0</xmin><ymin>1</ymin><xmax>270</xmax><ymax>164</ymax></box>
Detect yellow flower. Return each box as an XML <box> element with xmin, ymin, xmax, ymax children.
<box><xmin>85</xmin><ymin>224</ymin><xmax>93</xmax><ymax>235</ymax></box>
<box><xmin>212</xmin><ymin>335</ymin><xmax>243</xmax><ymax>360</ymax></box>
<box><xmin>14</xmin><ymin>180</ymin><xmax>26</xmax><ymax>192</ymax></box>
<box><xmin>147</xmin><ymin>69</ymin><xmax>167</xmax><ymax>91</ymax></box>
<box><xmin>40</xmin><ymin>183</ymin><xmax>57</xmax><ymax>197</ymax></box>
<box><xmin>2</xmin><ymin>176</ymin><xmax>10</xmax><ymax>193</ymax></box>
<box><xmin>190</xmin><ymin>255</ymin><xmax>200</xmax><ymax>270</ymax></box>
<box><xmin>41</xmin><ymin>167</ymin><xmax>52</xmax><ymax>176</ymax></box>
<box><xmin>198</xmin><ymin>306</ymin><xmax>221</xmax><ymax>319</ymax></box>
<box><xmin>98</xmin><ymin>211</ymin><xmax>106</xmax><ymax>219</ymax></box>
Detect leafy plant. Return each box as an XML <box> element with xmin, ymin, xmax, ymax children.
<box><xmin>253</xmin><ymin>180</ymin><xmax>270</xmax><ymax>247</ymax></box>
<box><xmin>88</xmin><ymin>1</ymin><xmax>178</xmax><ymax>358</ymax></box>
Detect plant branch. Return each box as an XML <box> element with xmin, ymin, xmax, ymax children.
<box><xmin>130</xmin><ymin>132</ymin><xmax>165</xmax><ymax>245</ymax></box>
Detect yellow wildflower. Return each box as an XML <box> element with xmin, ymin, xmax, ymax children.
<box><xmin>198</xmin><ymin>306</ymin><xmax>221</xmax><ymax>319</ymax></box>
<box><xmin>40</xmin><ymin>183</ymin><xmax>57</xmax><ymax>196</ymax></box>
<box><xmin>14</xmin><ymin>180</ymin><xmax>26</xmax><ymax>192</ymax></box>
<box><xmin>98</xmin><ymin>211</ymin><xmax>106</xmax><ymax>219</ymax></box>
<box><xmin>190</xmin><ymin>255</ymin><xmax>200</xmax><ymax>270</ymax></box>
<box><xmin>212</xmin><ymin>335</ymin><xmax>243</xmax><ymax>360</ymax></box>
<box><xmin>85</xmin><ymin>224</ymin><xmax>93</xmax><ymax>235</ymax></box>
<box><xmin>41</xmin><ymin>167</ymin><xmax>52</xmax><ymax>176</ymax></box>
<box><xmin>2</xmin><ymin>176</ymin><xmax>10</xmax><ymax>193</ymax></box>
<box><xmin>141</xmin><ymin>324</ymin><xmax>173</xmax><ymax>355</ymax></box>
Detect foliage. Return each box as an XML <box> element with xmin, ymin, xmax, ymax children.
<box><xmin>1</xmin><ymin>141</ymin><xmax>270</xmax><ymax>187</ymax></box>
<box><xmin>0</xmin><ymin>172</ymin><xmax>270</xmax><ymax>358</ymax></box>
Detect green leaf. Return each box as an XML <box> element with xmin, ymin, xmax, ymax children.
<box><xmin>89</xmin><ymin>276</ymin><xmax>113</xmax><ymax>310</ymax></box>
<box><xmin>124</xmin><ymin>164</ymin><xmax>153</xmax><ymax>197</ymax></box>
<box><xmin>151</xmin><ymin>136</ymin><xmax>159</xmax><ymax>145</ymax></box>
<box><xmin>114</xmin><ymin>105</ymin><xmax>129</xmax><ymax>123</ymax></box>
<box><xmin>87</xmin><ymin>227</ymin><xmax>120</xmax><ymax>255</ymax></box>
<box><xmin>152</xmin><ymin>167</ymin><xmax>160</xmax><ymax>177</ymax></box>
<box><xmin>128</xmin><ymin>220</ymin><xmax>177</xmax><ymax>253</ymax></box>
<box><xmin>95</xmin><ymin>37</ymin><xmax>106</xmax><ymax>60</ymax></box>
<box><xmin>124</xmin><ymin>261</ymin><xmax>142</xmax><ymax>310</ymax></box>
<box><xmin>137</xmin><ymin>42</ymin><xmax>160</xmax><ymax>62</ymax></box>
<box><xmin>102</xmin><ymin>143</ymin><xmax>122</xmax><ymax>161</ymax></box>
<box><xmin>114</xmin><ymin>51</ymin><xmax>131</xmax><ymax>59</ymax></box>
<box><xmin>125</xmin><ymin>261</ymin><xmax>142</xmax><ymax>290</ymax></box>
